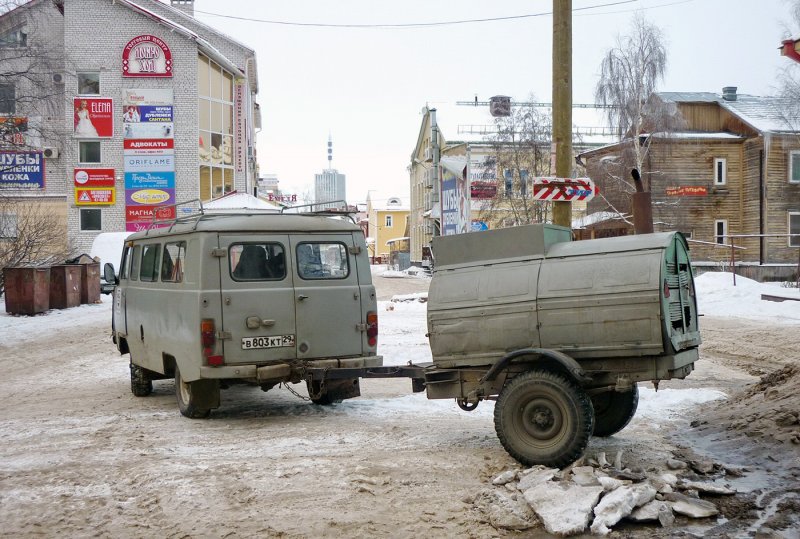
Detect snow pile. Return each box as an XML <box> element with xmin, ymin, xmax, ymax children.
<box><xmin>694</xmin><ymin>272</ymin><xmax>800</xmax><ymax>324</ymax></box>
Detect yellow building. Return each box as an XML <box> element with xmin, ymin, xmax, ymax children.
<box><xmin>366</xmin><ymin>193</ymin><xmax>409</xmax><ymax>263</ymax></box>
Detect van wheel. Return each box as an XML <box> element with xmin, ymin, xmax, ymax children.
<box><xmin>494</xmin><ymin>370</ymin><xmax>593</xmax><ymax>468</ymax></box>
<box><xmin>130</xmin><ymin>362</ymin><xmax>153</xmax><ymax>397</ymax></box>
<box><xmin>175</xmin><ymin>368</ymin><xmax>218</xmax><ymax>419</ymax></box>
<box><xmin>591</xmin><ymin>385</ymin><xmax>639</xmax><ymax>437</ymax></box>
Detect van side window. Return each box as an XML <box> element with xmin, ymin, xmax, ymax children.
<box><xmin>230</xmin><ymin>243</ymin><xmax>286</xmax><ymax>281</ymax></box>
<box><xmin>120</xmin><ymin>246</ymin><xmax>131</xmax><ymax>279</ymax></box>
<box><xmin>140</xmin><ymin>244</ymin><xmax>161</xmax><ymax>282</ymax></box>
<box><xmin>161</xmin><ymin>241</ymin><xmax>186</xmax><ymax>282</ymax></box>
<box><xmin>296</xmin><ymin>242</ymin><xmax>349</xmax><ymax>279</ymax></box>
<box><xmin>130</xmin><ymin>245</ymin><xmax>141</xmax><ymax>281</ymax></box>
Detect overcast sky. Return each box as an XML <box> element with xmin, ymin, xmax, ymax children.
<box><xmin>190</xmin><ymin>0</ymin><xmax>796</xmax><ymax>207</ymax></box>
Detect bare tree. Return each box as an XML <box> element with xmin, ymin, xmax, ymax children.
<box><xmin>476</xmin><ymin>100</ymin><xmax>553</xmax><ymax>228</ymax></box>
<box><xmin>777</xmin><ymin>0</ymin><xmax>800</xmax><ymax>131</ymax></box>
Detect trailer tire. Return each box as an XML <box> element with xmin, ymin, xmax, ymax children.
<box><xmin>591</xmin><ymin>385</ymin><xmax>639</xmax><ymax>437</ymax></box>
<box><xmin>494</xmin><ymin>370</ymin><xmax>593</xmax><ymax>468</ymax></box>
<box><xmin>175</xmin><ymin>368</ymin><xmax>217</xmax><ymax>419</ymax></box>
<box><xmin>130</xmin><ymin>362</ymin><xmax>153</xmax><ymax>397</ymax></box>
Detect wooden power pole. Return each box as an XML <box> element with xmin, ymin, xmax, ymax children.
<box><xmin>552</xmin><ymin>0</ymin><xmax>572</xmax><ymax>228</ymax></box>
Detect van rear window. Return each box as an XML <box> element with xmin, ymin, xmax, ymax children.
<box><xmin>230</xmin><ymin>243</ymin><xmax>286</xmax><ymax>281</ymax></box>
<box><xmin>296</xmin><ymin>242</ymin><xmax>349</xmax><ymax>279</ymax></box>
<box><xmin>139</xmin><ymin>244</ymin><xmax>161</xmax><ymax>282</ymax></box>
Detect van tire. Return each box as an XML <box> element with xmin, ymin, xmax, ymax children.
<box><xmin>494</xmin><ymin>370</ymin><xmax>593</xmax><ymax>468</ymax></box>
<box><xmin>591</xmin><ymin>385</ymin><xmax>639</xmax><ymax>437</ymax></box>
<box><xmin>130</xmin><ymin>362</ymin><xmax>153</xmax><ymax>397</ymax></box>
<box><xmin>175</xmin><ymin>368</ymin><xmax>217</xmax><ymax>419</ymax></box>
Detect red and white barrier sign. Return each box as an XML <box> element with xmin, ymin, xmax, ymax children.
<box><xmin>532</xmin><ymin>177</ymin><xmax>597</xmax><ymax>202</ymax></box>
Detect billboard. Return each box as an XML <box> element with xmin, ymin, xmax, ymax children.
<box><xmin>440</xmin><ymin>156</ymin><xmax>469</xmax><ymax>236</ymax></box>
<box><xmin>73</xmin><ymin>98</ymin><xmax>114</xmax><ymax>138</ymax></box>
<box><xmin>0</xmin><ymin>151</ymin><xmax>44</xmax><ymax>188</ymax></box>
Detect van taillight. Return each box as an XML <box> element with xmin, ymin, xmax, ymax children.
<box><xmin>201</xmin><ymin>319</ymin><xmax>223</xmax><ymax>366</ymax></box>
<box><xmin>663</xmin><ymin>279</ymin><xmax>671</xmax><ymax>298</ymax></box>
<box><xmin>366</xmin><ymin>311</ymin><xmax>378</xmax><ymax>347</ymax></box>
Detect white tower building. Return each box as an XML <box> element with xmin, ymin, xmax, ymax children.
<box><xmin>314</xmin><ymin>134</ymin><xmax>346</xmax><ymax>208</ymax></box>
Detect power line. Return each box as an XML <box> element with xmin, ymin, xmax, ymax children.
<box><xmin>193</xmin><ymin>0</ymin><xmax>639</xmax><ymax>29</ymax></box>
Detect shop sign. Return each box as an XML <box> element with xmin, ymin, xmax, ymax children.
<box><xmin>124</xmin><ymin>171</ymin><xmax>175</xmax><ymax>189</ymax></box>
<box><xmin>123</xmin><ymin>122</ymin><xmax>173</xmax><ymax>139</ymax></box>
<box><xmin>125</xmin><ymin>188</ymin><xmax>174</xmax><ymax>206</ymax></box>
<box><xmin>123</xmin><ymin>89</ymin><xmax>173</xmax><ymax>106</ymax></box>
<box><xmin>122</xmin><ymin>35</ymin><xmax>173</xmax><ymax>77</ymax></box>
<box><xmin>0</xmin><ymin>117</ymin><xmax>29</xmax><ymax>146</ymax></box>
<box><xmin>0</xmin><ymin>151</ymin><xmax>44</xmax><ymax>188</ymax></box>
<box><xmin>267</xmin><ymin>193</ymin><xmax>298</xmax><ymax>203</ymax></box>
<box><xmin>123</xmin><ymin>138</ymin><xmax>174</xmax><ymax>154</ymax></box>
<box><xmin>234</xmin><ymin>78</ymin><xmax>246</xmax><ymax>173</ymax></box>
<box><xmin>74</xmin><ymin>168</ymin><xmax>115</xmax><ymax>187</ymax></box>
<box><xmin>125</xmin><ymin>204</ymin><xmax>176</xmax><ymax>222</ymax></box>
<box><xmin>123</xmin><ymin>155</ymin><xmax>175</xmax><ymax>173</ymax></box>
<box><xmin>75</xmin><ymin>187</ymin><xmax>115</xmax><ymax>205</ymax></box>
<box><xmin>666</xmin><ymin>186</ymin><xmax>708</xmax><ymax>196</ymax></box>
<box><xmin>73</xmin><ymin>98</ymin><xmax>114</xmax><ymax>138</ymax></box>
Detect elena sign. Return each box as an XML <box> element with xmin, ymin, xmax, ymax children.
<box><xmin>122</xmin><ymin>35</ymin><xmax>173</xmax><ymax>77</ymax></box>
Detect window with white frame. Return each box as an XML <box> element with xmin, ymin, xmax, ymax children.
<box><xmin>77</xmin><ymin>72</ymin><xmax>100</xmax><ymax>95</ymax></box>
<box><xmin>0</xmin><ymin>213</ymin><xmax>18</xmax><ymax>240</ymax></box>
<box><xmin>714</xmin><ymin>158</ymin><xmax>727</xmax><ymax>186</ymax></box>
<box><xmin>385</xmin><ymin>215</ymin><xmax>393</xmax><ymax>228</ymax></box>
<box><xmin>789</xmin><ymin>212</ymin><xmax>800</xmax><ymax>247</ymax></box>
<box><xmin>714</xmin><ymin>219</ymin><xmax>727</xmax><ymax>245</ymax></box>
<box><xmin>790</xmin><ymin>151</ymin><xmax>800</xmax><ymax>184</ymax></box>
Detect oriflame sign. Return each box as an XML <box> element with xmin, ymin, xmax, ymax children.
<box><xmin>122</xmin><ymin>35</ymin><xmax>173</xmax><ymax>77</ymax></box>
<box><xmin>532</xmin><ymin>177</ymin><xmax>597</xmax><ymax>202</ymax></box>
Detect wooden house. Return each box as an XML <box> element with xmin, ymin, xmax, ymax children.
<box><xmin>578</xmin><ymin>88</ymin><xmax>800</xmax><ymax>281</ymax></box>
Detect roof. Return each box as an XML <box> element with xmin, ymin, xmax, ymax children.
<box><xmin>127</xmin><ymin>212</ymin><xmax>360</xmax><ymax>241</ymax></box>
<box><xmin>546</xmin><ymin>231</ymin><xmax>684</xmax><ymax>258</ymax></box>
<box><xmin>658</xmin><ymin>91</ymin><xmax>796</xmax><ymax>134</ymax></box>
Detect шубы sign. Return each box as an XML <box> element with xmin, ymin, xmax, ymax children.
<box><xmin>0</xmin><ymin>151</ymin><xmax>44</xmax><ymax>188</ymax></box>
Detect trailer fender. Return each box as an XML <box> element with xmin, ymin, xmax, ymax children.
<box><xmin>480</xmin><ymin>348</ymin><xmax>592</xmax><ymax>386</ymax></box>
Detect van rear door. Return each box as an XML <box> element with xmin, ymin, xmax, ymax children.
<box><xmin>291</xmin><ymin>234</ymin><xmax>364</xmax><ymax>359</ymax></box>
<box><xmin>218</xmin><ymin>235</ymin><xmax>297</xmax><ymax>364</ymax></box>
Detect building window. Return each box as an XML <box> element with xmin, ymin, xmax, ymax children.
<box><xmin>198</xmin><ymin>54</ymin><xmax>235</xmax><ymax>201</ymax></box>
<box><xmin>77</xmin><ymin>72</ymin><xmax>100</xmax><ymax>95</ymax></box>
<box><xmin>504</xmin><ymin>169</ymin><xmax>513</xmax><ymax>197</ymax></box>
<box><xmin>385</xmin><ymin>215</ymin><xmax>393</xmax><ymax>228</ymax></box>
<box><xmin>790</xmin><ymin>151</ymin><xmax>800</xmax><ymax>184</ymax></box>
<box><xmin>80</xmin><ymin>208</ymin><xmax>101</xmax><ymax>231</ymax></box>
<box><xmin>79</xmin><ymin>141</ymin><xmax>101</xmax><ymax>163</ymax></box>
<box><xmin>0</xmin><ymin>84</ymin><xmax>14</xmax><ymax>114</ymax></box>
<box><xmin>789</xmin><ymin>212</ymin><xmax>800</xmax><ymax>247</ymax></box>
<box><xmin>714</xmin><ymin>158</ymin><xmax>726</xmax><ymax>186</ymax></box>
<box><xmin>0</xmin><ymin>213</ymin><xmax>18</xmax><ymax>240</ymax></box>
<box><xmin>520</xmin><ymin>169</ymin><xmax>529</xmax><ymax>196</ymax></box>
<box><xmin>714</xmin><ymin>219</ymin><xmax>727</xmax><ymax>245</ymax></box>
<box><xmin>0</xmin><ymin>26</ymin><xmax>27</xmax><ymax>48</ymax></box>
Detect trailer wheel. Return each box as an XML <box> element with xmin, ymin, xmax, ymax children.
<box><xmin>130</xmin><ymin>362</ymin><xmax>153</xmax><ymax>397</ymax></box>
<box><xmin>591</xmin><ymin>385</ymin><xmax>639</xmax><ymax>437</ymax></box>
<box><xmin>175</xmin><ymin>368</ymin><xmax>217</xmax><ymax>419</ymax></box>
<box><xmin>494</xmin><ymin>370</ymin><xmax>593</xmax><ymax>468</ymax></box>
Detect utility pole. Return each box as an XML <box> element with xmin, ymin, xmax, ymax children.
<box><xmin>552</xmin><ymin>0</ymin><xmax>572</xmax><ymax>228</ymax></box>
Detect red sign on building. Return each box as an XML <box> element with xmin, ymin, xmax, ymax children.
<box><xmin>666</xmin><ymin>186</ymin><xmax>708</xmax><ymax>196</ymax></box>
<box><xmin>74</xmin><ymin>168</ymin><xmax>115</xmax><ymax>187</ymax></box>
<box><xmin>122</xmin><ymin>35</ymin><xmax>173</xmax><ymax>77</ymax></box>
<box><xmin>75</xmin><ymin>188</ymin><xmax>115</xmax><ymax>205</ymax></box>
<box><xmin>73</xmin><ymin>98</ymin><xmax>114</xmax><ymax>138</ymax></box>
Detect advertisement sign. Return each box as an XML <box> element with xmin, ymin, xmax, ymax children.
<box><xmin>123</xmin><ymin>122</ymin><xmax>173</xmax><ymax>140</ymax></box>
<box><xmin>0</xmin><ymin>117</ymin><xmax>30</xmax><ymax>147</ymax></box>
<box><xmin>124</xmin><ymin>138</ymin><xmax>174</xmax><ymax>154</ymax></box>
<box><xmin>469</xmin><ymin>156</ymin><xmax>498</xmax><ymax>200</ymax></box>
<box><xmin>0</xmin><ymin>151</ymin><xmax>44</xmax><ymax>188</ymax></box>
<box><xmin>75</xmin><ymin>187</ymin><xmax>115</xmax><ymax>205</ymax></box>
<box><xmin>125</xmin><ymin>204</ymin><xmax>176</xmax><ymax>222</ymax></box>
<box><xmin>123</xmin><ymin>155</ymin><xmax>175</xmax><ymax>173</ymax></box>
<box><xmin>125</xmin><ymin>188</ymin><xmax>175</xmax><ymax>206</ymax></box>
<box><xmin>471</xmin><ymin>220</ymin><xmax>489</xmax><ymax>232</ymax></box>
<box><xmin>124</xmin><ymin>171</ymin><xmax>175</xmax><ymax>189</ymax></box>
<box><xmin>440</xmin><ymin>157</ymin><xmax>469</xmax><ymax>236</ymax></box>
<box><xmin>122</xmin><ymin>35</ymin><xmax>173</xmax><ymax>77</ymax></box>
<box><xmin>123</xmin><ymin>88</ymin><xmax>173</xmax><ymax>106</ymax></box>
<box><xmin>234</xmin><ymin>78</ymin><xmax>246</xmax><ymax>173</ymax></box>
<box><xmin>666</xmin><ymin>186</ymin><xmax>708</xmax><ymax>196</ymax></box>
<box><xmin>73</xmin><ymin>98</ymin><xmax>114</xmax><ymax>138</ymax></box>
<box><xmin>74</xmin><ymin>168</ymin><xmax>115</xmax><ymax>187</ymax></box>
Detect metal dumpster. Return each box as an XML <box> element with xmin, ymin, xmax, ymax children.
<box><xmin>49</xmin><ymin>265</ymin><xmax>82</xmax><ymax>309</ymax></box>
<box><xmin>3</xmin><ymin>266</ymin><xmax>50</xmax><ymax>315</ymax></box>
<box><xmin>80</xmin><ymin>262</ymin><xmax>101</xmax><ymax>304</ymax></box>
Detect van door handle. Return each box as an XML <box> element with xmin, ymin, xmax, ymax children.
<box><xmin>297</xmin><ymin>294</ymin><xmax>309</xmax><ymax>301</ymax></box>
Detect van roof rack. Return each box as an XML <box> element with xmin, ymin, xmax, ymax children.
<box><xmin>280</xmin><ymin>200</ymin><xmax>357</xmax><ymax>222</ymax></box>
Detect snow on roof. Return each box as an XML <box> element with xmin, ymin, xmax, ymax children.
<box><xmin>648</xmin><ymin>131</ymin><xmax>745</xmax><ymax>140</ymax></box>
<box><xmin>203</xmin><ymin>192</ymin><xmax>280</xmax><ymax>212</ymax></box>
<box><xmin>658</xmin><ymin>92</ymin><xmax>797</xmax><ymax>134</ymax></box>
<box><xmin>571</xmin><ymin>211</ymin><xmax>630</xmax><ymax>229</ymax></box>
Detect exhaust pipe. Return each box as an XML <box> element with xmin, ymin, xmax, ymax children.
<box><xmin>630</xmin><ymin>169</ymin><xmax>654</xmax><ymax>234</ymax></box>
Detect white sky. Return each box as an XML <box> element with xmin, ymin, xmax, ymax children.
<box><xmin>189</xmin><ymin>0</ymin><xmax>797</xmax><ymax>207</ymax></box>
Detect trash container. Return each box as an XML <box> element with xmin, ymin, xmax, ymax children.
<box><xmin>80</xmin><ymin>262</ymin><xmax>101</xmax><ymax>304</ymax></box>
<box><xmin>49</xmin><ymin>264</ymin><xmax>82</xmax><ymax>309</ymax></box>
<box><xmin>3</xmin><ymin>266</ymin><xmax>50</xmax><ymax>315</ymax></box>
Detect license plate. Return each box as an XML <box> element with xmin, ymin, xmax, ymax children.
<box><xmin>241</xmin><ymin>334</ymin><xmax>295</xmax><ymax>350</ymax></box>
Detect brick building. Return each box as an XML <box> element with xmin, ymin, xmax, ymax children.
<box><xmin>0</xmin><ymin>0</ymin><xmax>260</xmax><ymax>255</ymax></box>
